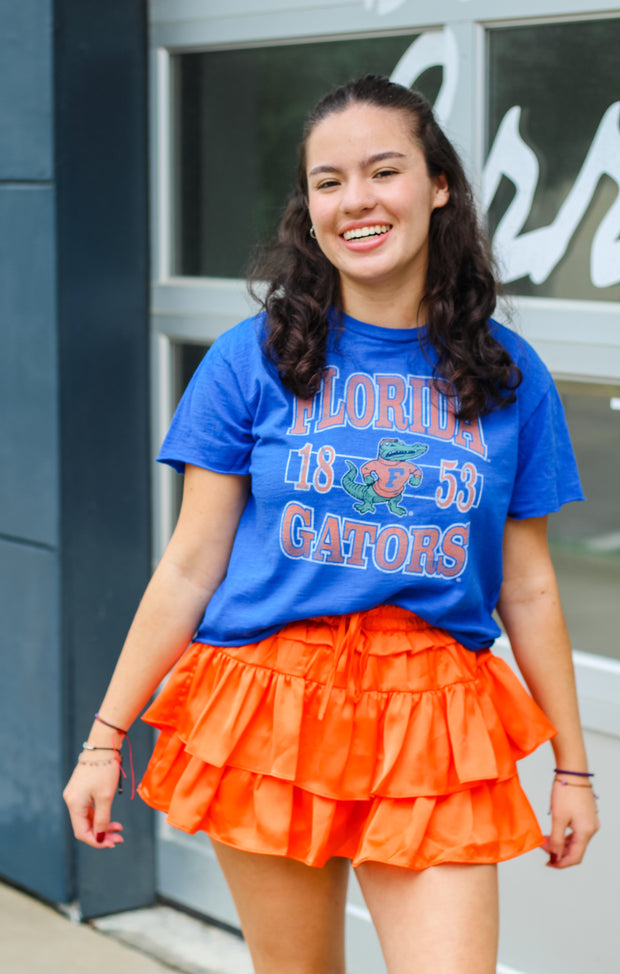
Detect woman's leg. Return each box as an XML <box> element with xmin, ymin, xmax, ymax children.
<box><xmin>211</xmin><ymin>839</ymin><xmax>350</xmax><ymax>974</ymax></box>
<box><xmin>355</xmin><ymin>861</ymin><xmax>499</xmax><ymax>974</ymax></box>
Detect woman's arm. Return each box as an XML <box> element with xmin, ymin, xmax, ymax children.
<box><xmin>63</xmin><ymin>464</ymin><xmax>250</xmax><ymax>848</ymax></box>
<box><xmin>496</xmin><ymin>515</ymin><xmax>599</xmax><ymax>869</ymax></box>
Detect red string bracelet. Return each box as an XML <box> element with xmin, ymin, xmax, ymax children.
<box><xmin>94</xmin><ymin>713</ymin><xmax>135</xmax><ymax>799</ymax></box>
<box><xmin>94</xmin><ymin>712</ymin><xmax>127</xmax><ymax>735</ymax></box>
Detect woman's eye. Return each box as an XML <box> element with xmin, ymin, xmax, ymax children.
<box><xmin>374</xmin><ymin>169</ymin><xmax>397</xmax><ymax>179</ymax></box>
<box><xmin>316</xmin><ymin>179</ymin><xmax>339</xmax><ymax>189</ymax></box>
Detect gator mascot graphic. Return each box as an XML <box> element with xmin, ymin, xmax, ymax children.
<box><xmin>342</xmin><ymin>438</ymin><xmax>428</xmax><ymax>517</ymax></box>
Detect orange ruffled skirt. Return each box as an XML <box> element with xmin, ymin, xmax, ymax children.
<box><xmin>138</xmin><ymin>605</ymin><xmax>555</xmax><ymax>870</ymax></box>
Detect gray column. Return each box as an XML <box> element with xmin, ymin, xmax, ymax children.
<box><xmin>0</xmin><ymin>0</ymin><xmax>154</xmax><ymax>916</ymax></box>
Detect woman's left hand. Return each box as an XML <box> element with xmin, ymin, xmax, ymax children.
<box><xmin>543</xmin><ymin>779</ymin><xmax>600</xmax><ymax>868</ymax></box>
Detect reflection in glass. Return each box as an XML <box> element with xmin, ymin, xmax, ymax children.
<box><xmin>486</xmin><ymin>18</ymin><xmax>620</xmax><ymax>302</ymax></box>
<box><xmin>548</xmin><ymin>383</ymin><xmax>620</xmax><ymax>660</ymax></box>
<box><xmin>173</xmin><ymin>35</ymin><xmax>446</xmax><ymax>278</ymax></box>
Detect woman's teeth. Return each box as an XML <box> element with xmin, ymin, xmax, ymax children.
<box><xmin>342</xmin><ymin>224</ymin><xmax>391</xmax><ymax>241</ymax></box>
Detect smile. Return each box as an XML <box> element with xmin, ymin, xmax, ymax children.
<box><xmin>341</xmin><ymin>224</ymin><xmax>391</xmax><ymax>241</ymax></box>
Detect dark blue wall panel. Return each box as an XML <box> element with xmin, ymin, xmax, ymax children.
<box><xmin>0</xmin><ymin>539</ymin><xmax>69</xmax><ymax>901</ymax></box>
<box><xmin>0</xmin><ymin>0</ymin><xmax>53</xmax><ymax>180</ymax></box>
<box><xmin>0</xmin><ymin>0</ymin><xmax>67</xmax><ymax>902</ymax></box>
<box><xmin>0</xmin><ymin>0</ymin><xmax>152</xmax><ymax>913</ymax></box>
<box><xmin>0</xmin><ymin>186</ymin><xmax>59</xmax><ymax>546</ymax></box>
<box><xmin>55</xmin><ymin>0</ymin><xmax>153</xmax><ymax>917</ymax></box>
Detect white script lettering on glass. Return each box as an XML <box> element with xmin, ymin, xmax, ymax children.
<box><xmin>387</xmin><ymin>29</ymin><xmax>620</xmax><ymax>290</ymax></box>
<box><xmin>483</xmin><ymin>103</ymin><xmax>620</xmax><ymax>288</ymax></box>
<box><xmin>390</xmin><ymin>28</ymin><xmax>458</xmax><ymax>133</ymax></box>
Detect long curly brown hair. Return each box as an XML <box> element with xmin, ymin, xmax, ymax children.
<box><xmin>249</xmin><ymin>75</ymin><xmax>520</xmax><ymax>421</ymax></box>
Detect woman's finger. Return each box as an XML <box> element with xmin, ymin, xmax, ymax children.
<box><xmin>63</xmin><ymin>762</ymin><xmax>122</xmax><ymax>848</ymax></box>
<box><xmin>94</xmin><ymin>822</ymin><xmax>125</xmax><ymax>848</ymax></box>
<box><xmin>544</xmin><ymin>784</ymin><xmax>600</xmax><ymax>868</ymax></box>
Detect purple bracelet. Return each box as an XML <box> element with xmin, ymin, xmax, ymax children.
<box><xmin>93</xmin><ymin>713</ymin><xmax>135</xmax><ymax>799</ymax></box>
<box><xmin>554</xmin><ymin>768</ymin><xmax>594</xmax><ymax>777</ymax></box>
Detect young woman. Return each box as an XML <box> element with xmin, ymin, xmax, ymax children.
<box><xmin>64</xmin><ymin>76</ymin><xmax>599</xmax><ymax>974</ymax></box>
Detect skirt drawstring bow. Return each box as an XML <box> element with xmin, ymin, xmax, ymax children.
<box><xmin>318</xmin><ymin>611</ymin><xmax>371</xmax><ymax>719</ymax></box>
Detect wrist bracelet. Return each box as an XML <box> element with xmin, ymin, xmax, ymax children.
<box><xmin>554</xmin><ymin>778</ymin><xmax>599</xmax><ymax>799</ymax></box>
<box><xmin>80</xmin><ymin>742</ymin><xmax>125</xmax><ymax>790</ymax></box>
<box><xmin>78</xmin><ymin>757</ymin><xmax>117</xmax><ymax>768</ymax></box>
<box><xmin>82</xmin><ymin>742</ymin><xmax>120</xmax><ymax>752</ymax></box>
<box><xmin>94</xmin><ymin>712</ymin><xmax>128</xmax><ymax>735</ymax></box>
<box><xmin>554</xmin><ymin>768</ymin><xmax>594</xmax><ymax>777</ymax></box>
<box><xmin>87</xmin><ymin>714</ymin><xmax>135</xmax><ymax>799</ymax></box>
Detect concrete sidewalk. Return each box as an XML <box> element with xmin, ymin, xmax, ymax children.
<box><xmin>0</xmin><ymin>881</ymin><xmax>253</xmax><ymax>974</ymax></box>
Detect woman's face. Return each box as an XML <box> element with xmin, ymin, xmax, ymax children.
<box><xmin>305</xmin><ymin>103</ymin><xmax>449</xmax><ymax>308</ymax></box>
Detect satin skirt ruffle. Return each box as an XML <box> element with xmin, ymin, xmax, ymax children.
<box><xmin>138</xmin><ymin>605</ymin><xmax>555</xmax><ymax>869</ymax></box>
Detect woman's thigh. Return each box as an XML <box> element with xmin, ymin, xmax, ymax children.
<box><xmin>355</xmin><ymin>861</ymin><xmax>499</xmax><ymax>974</ymax></box>
<box><xmin>211</xmin><ymin>839</ymin><xmax>350</xmax><ymax>974</ymax></box>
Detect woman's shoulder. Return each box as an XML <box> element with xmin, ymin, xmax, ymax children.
<box><xmin>191</xmin><ymin>313</ymin><xmax>274</xmax><ymax>394</ymax></box>
<box><xmin>210</xmin><ymin>311</ymin><xmax>269</xmax><ymax>361</ymax></box>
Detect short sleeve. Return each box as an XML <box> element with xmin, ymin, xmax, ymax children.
<box><xmin>157</xmin><ymin>339</ymin><xmax>254</xmax><ymax>475</ymax></box>
<box><xmin>508</xmin><ymin>383</ymin><xmax>585</xmax><ymax>518</ymax></box>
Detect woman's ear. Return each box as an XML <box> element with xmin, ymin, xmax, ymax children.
<box><xmin>432</xmin><ymin>173</ymin><xmax>450</xmax><ymax>210</ymax></box>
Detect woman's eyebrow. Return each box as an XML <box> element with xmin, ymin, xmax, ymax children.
<box><xmin>308</xmin><ymin>150</ymin><xmax>407</xmax><ymax>177</ymax></box>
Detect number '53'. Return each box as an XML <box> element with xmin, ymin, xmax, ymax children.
<box><xmin>435</xmin><ymin>459</ymin><xmax>480</xmax><ymax>513</ymax></box>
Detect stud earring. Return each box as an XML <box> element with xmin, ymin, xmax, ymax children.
<box><xmin>309</xmin><ymin>226</ymin><xmax>317</xmax><ymax>239</ymax></box>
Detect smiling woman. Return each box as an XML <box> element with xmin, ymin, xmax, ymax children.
<box><xmin>171</xmin><ymin>34</ymin><xmax>434</xmax><ymax>277</ymax></box>
<box><xmin>64</xmin><ymin>74</ymin><xmax>599</xmax><ymax>974</ymax></box>
<box><xmin>305</xmin><ymin>104</ymin><xmax>449</xmax><ymax>322</ymax></box>
<box><xmin>257</xmin><ymin>78</ymin><xmax>517</xmax><ymax>425</ymax></box>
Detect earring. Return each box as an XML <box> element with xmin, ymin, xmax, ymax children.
<box><xmin>309</xmin><ymin>226</ymin><xmax>317</xmax><ymax>239</ymax></box>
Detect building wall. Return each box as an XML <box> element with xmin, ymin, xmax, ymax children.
<box><xmin>0</xmin><ymin>0</ymin><xmax>154</xmax><ymax>916</ymax></box>
<box><xmin>0</xmin><ymin>0</ymin><xmax>65</xmax><ymax>902</ymax></box>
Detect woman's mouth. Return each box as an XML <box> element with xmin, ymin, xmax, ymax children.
<box><xmin>341</xmin><ymin>224</ymin><xmax>391</xmax><ymax>241</ymax></box>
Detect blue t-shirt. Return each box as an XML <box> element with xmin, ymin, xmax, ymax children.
<box><xmin>158</xmin><ymin>311</ymin><xmax>584</xmax><ymax>651</ymax></box>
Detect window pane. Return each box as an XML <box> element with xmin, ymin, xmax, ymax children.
<box><xmin>548</xmin><ymin>383</ymin><xmax>620</xmax><ymax>659</ymax></box>
<box><xmin>486</xmin><ymin>19</ymin><xmax>620</xmax><ymax>302</ymax></box>
<box><xmin>173</xmin><ymin>35</ymin><xmax>443</xmax><ymax>278</ymax></box>
<box><xmin>177</xmin><ymin>341</ymin><xmax>209</xmax><ymax>393</ymax></box>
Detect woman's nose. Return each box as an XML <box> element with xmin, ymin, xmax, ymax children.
<box><xmin>341</xmin><ymin>177</ymin><xmax>376</xmax><ymax>213</ymax></box>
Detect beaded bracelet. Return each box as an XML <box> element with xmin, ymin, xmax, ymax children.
<box><xmin>555</xmin><ymin>779</ymin><xmax>595</xmax><ymax>789</ymax></box>
<box><xmin>78</xmin><ymin>756</ymin><xmax>118</xmax><ymax>768</ymax></box>
<box><xmin>81</xmin><ymin>713</ymin><xmax>135</xmax><ymax>798</ymax></box>
<box><xmin>79</xmin><ymin>743</ymin><xmax>125</xmax><ymax>791</ymax></box>
<box><xmin>553</xmin><ymin>777</ymin><xmax>599</xmax><ymax>800</ymax></box>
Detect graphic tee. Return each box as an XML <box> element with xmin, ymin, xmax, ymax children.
<box><xmin>158</xmin><ymin>311</ymin><xmax>584</xmax><ymax>651</ymax></box>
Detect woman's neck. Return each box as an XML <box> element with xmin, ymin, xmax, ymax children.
<box><xmin>339</xmin><ymin>279</ymin><xmax>425</xmax><ymax>330</ymax></box>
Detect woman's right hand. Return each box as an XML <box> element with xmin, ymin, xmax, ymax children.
<box><xmin>63</xmin><ymin>754</ymin><xmax>124</xmax><ymax>849</ymax></box>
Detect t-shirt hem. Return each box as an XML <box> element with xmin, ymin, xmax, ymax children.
<box><xmin>157</xmin><ymin>455</ymin><xmax>251</xmax><ymax>476</ymax></box>
<box><xmin>508</xmin><ymin>492</ymin><xmax>585</xmax><ymax>520</ymax></box>
<box><xmin>192</xmin><ymin>622</ymin><xmax>496</xmax><ymax>653</ymax></box>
